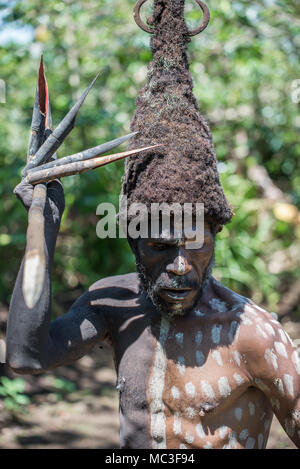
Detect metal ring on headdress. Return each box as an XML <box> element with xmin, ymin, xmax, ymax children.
<box><xmin>133</xmin><ymin>0</ymin><xmax>210</xmax><ymax>36</ymax></box>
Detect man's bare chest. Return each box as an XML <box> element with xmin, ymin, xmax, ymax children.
<box><xmin>147</xmin><ymin>317</ymin><xmax>250</xmax><ymax>429</ymax></box>
<box><xmin>116</xmin><ymin>313</ymin><xmax>271</xmax><ymax>448</ymax></box>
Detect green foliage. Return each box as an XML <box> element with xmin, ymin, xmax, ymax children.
<box><xmin>0</xmin><ymin>0</ymin><xmax>299</xmax><ymax>314</ymax></box>
<box><xmin>0</xmin><ymin>376</ymin><xmax>30</xmax><ymax>413</ymax></box>
<box><xmin>51</xmin><ymin>377</ymin><xmax>77</xmax><ymax>400</ymax></box>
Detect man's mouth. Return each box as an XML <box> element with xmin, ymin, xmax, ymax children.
<box><xmin>160</xmin><ymin>288</ymin><xmax>192</xmax><ymax>302</ymax></box>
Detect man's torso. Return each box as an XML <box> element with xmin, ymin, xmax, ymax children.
<box><xmin>89</xmin><ymin>273</ymin><xmax>275</xmax><ymax>449</ymax></box>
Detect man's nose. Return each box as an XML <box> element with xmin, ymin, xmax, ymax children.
<box><xmin>166</xmin><ymin>253</ymin><xmax>192</xmax><ymax>276</ymax></box>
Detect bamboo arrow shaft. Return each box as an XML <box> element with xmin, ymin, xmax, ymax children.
<box><xmin>25</xmin><ymin>145</ymin><xmax>161</xmax><ymax>185</ymax></box>
<box><xmin>28</xmin><ymin>131</ymin><xmax>138</xmax><ymax>174</ymax></box>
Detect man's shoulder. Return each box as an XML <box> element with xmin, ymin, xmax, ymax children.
<box><xmin>210</xmin><ymin>278</ymin><xmax>286</xmax><ymax>350</ymax></box>
<box><xmin>211</xmin><ymin>278</ymin><xmax>274</xmax><ymax>320</ymax></box>
<box><xmin>88</xmin><ymin>272</ymin><xmax>141</xmax><ymax>303</ymax></box>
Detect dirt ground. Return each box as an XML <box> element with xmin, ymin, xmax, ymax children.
<box><xmin>0</xmin><ymin>316</ymin><xmax>299</xmax><ymax>450</ymax></box>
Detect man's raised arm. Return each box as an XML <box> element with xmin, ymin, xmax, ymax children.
<box><xmin>6</xmin><ymin>180</ymin><xmax>107</xmax><ymax>374</ymax></box>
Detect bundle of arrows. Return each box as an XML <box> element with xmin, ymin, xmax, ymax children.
<box><xmin>20</xmin><ymin>57</ymin><xmax>160</xmax><ymax>309</ymax></box>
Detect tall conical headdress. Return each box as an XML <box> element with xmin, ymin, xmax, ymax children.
<box><xmin>122</xmin><ymin>0</ymin><xmax>233</xmax><ymax>227</ymax></box>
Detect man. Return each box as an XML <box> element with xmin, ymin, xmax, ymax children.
<box><xmin>6</xmin><ymin>0</ymin><xmax>300</xmax><ymax>449</ymax></box>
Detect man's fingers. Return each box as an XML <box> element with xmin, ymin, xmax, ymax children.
<box><xmin>14</xmin><ymin>178</ymin><xmax>65</xmax><ymax>218</ymax></box>
<box><xmin>13</xmin><ymin>180</ymin><xmax>34</xmax><ymax>211</ymax></box>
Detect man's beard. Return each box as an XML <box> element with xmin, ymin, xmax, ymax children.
<box><xmin>136</xmin><ymin>255</ymin><xmax>215</xmax><ymax>319</ymax></box>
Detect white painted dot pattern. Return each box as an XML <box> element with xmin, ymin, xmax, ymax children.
<box><xmin>274</xmin><ymin>341</ymin><xmax>288</xmax><ymax>359</ymax></box>
<box><xmin>235</xmin><ymin>407</ymin><xmax>243</xmax><ymax>421</ymax></box>
<box><xmin>185</xmin><ymin>382</ymin><xmax>196</xmax><ymax>397</ymax></box>
<box><xmin>211</xmin><ymin>324</ymin><xmax>222</xmax><ymax>344</ymax></box>
<box><xmin>218</xmin><ymin>376</ymin><xmax>231</xmax><ymax>398</ymax></box>
<box><xmin>212</xmin><ymin>350</ymin><xmax>223</xmax><ymax>366</ymax></box>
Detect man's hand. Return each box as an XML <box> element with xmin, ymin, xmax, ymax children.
<box><xmin>14</xmin><ymin>179</ymin><xmax>65</xmax><ymax>226</ymax></box>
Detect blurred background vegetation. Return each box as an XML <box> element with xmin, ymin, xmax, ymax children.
<box><xmin>0</xmin><ymin>0</ymin><xmax>299</xmax><ymax>318</ymax></box>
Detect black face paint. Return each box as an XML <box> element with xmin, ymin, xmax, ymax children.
<box><xmin>136</xmin><ymin>253</ymin><xmax>214</xmax><ymax>318</ymax></box>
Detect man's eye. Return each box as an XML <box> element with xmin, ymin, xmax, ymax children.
<box><xmin>152</xmin><ymin>243</ymin><xmax>167</xmax><ymax>250</ymax></box>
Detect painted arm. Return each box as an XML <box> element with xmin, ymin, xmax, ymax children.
<box><xmin>6</xmin><ymin>180</ymin><xmax>108</xmax><ymax>374</ymax></box>
<box><xmin>243</xmin><ymin>312</ymin><xmax>300</xmax><ymax>448</ymax></box>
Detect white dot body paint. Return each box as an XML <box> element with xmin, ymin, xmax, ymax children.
<box><xmin>173</xmin><ymin>412</ymin><xmax>181</xmax><ymax>435</ymax></box>
<box><xmin>274</xmin><ymin>341</ymin><xmax>288</xmax><ymax>359</ymax></box>
<box><xmin>211</xmin><ymin>324</ymin><xmax>222</xmax><ymax>344</ymax></box>
<box><xmin>242</xmin><ymin>317</ymin><xmax>253</xmax><ymax>326</ymax></box>
<box><xmin>248</xmin><ymin>402</ymin><xmax>255</xmax><ymax>416</ymax></box>
<box><xmin>278</xmin><ymin>328</ymin><xmax>287</xmax><ymax>344</ymax></box>
<box><xmin>218</xmin><ymin>376</ymin><xmax>231</xmax><ymax>398</ymax></box>
<box><xmin>185</xmin><ymin>407</ymin><xmax>196</xmax><ymax>419</ymax></box>
<box><xmin>228</xmin><ymin>321</ymin><xmax>240</xmax><ymax>343</ymax></box>
<box><xmin>201</xmin><ymin>380</ymin><xmax>215</xmax><ymax>400</ymax></box>
<box><xmin>256</xmin><ymin>324</ymin><xmax>268</xmax><ymax>339</ymax></box>
<box><xmin>283</xmin><ymin>374</ymin><xmax>294</xmax><ymax>398</ymax></box>
<box><xmin>196</xmin><ymin>423</ymin><xmax>206</xmax><ymax>439</ymax></box>
<box><xmin>179</xmin><ymin>444</ymin><xmax>187</xmax><ymax>449</ymax></box>
<box><xmin>245</xmin><ymin>437</ymin><xmax>255</xmax><ymax>449</ymax></box>
<box><xmin>195</xmin><ymin>331</ymin><xmax>203</xmax><ymax>346</ymax></box>
<box><xmin>264</xmin><ymin>323</ymin><xmax>275</xmax><ymax>336</ymax></box>
<box><xmin>212</xmin><ymin>350</ymin><xmax>223</xmax><ymax>366</ymax></box>
<box><xmin>195</xmin><ymin>309</ymin><xmax>205</xmax><ymax>317</ymax></box>
<box><xmin>244</xmin><ymin>303</ymin><xmax>258</xmax><ymax>316</ymax></box>
<box><xmin>149</xmin><ymin>317</ymin><xmax>170</xmax><ymax>449</ymax></box>
<box><xmin>177</xmin><ymin>356</ymin><xmax>186</xmax><ymax>375</ymax></box>
<box><xmin>209</xmin><ymin>298</ymin><xmax>227</xmax><ymax>313</ymax></box>
<box><xmin>203</xmin><ymin>442</ymin><xmax>213</xmax><ymax>449</ymax></box>
<box><xmin>185</xmin><ymin>382</ymin><xmax>196</xmax><ymax>397</ymax></box>
<box><xmin>171</xmin><ymin>386</ymin><xmax>180</xmax><ymax>399</ymax></box>
<box><xmin>219</xmin><ymin>425</ymin><xmax>229</xmax><ymax>440</ymax></box>
<box><xmin>234</xmin><ymin>407</ymin><xmax>243</xmax><ymax>421</ymax></box>
<box><xmin>80</xmin><ymin>319</ymin><xmax>98</xmax><ymax>341</ymax></box>
<box><xmin>232</xmin><ymin>350</ymin><xmax>241</xmax><ymax>367</ymax></box>
<box><xmin>175</xmin><ymin>332</ymin><xmax>184</xmax><ymax>347</ymax></box>
<box><xmin>239</xmin><ymin>429</ymin><xmax>249</xmax><ymax>441</ymax></box>
<box><xmin>291</xmin><ymin>350</ymin><xmax>300</xmax><ymax>375</ymax></box>
<box><xmin>255</xmin><ymin>305</ymin><xmax>267</xmax><ymax>314</ymax></box>
<box><xmin>284</xmin><ymin>330</ymin><xmax>294</xmax><ymax>347</ymax></box>
<box><xmin>264</xmin><ymin>348</ymin><xmax>278</xmax><ymax>370</ymax></box>
<box><xmin>258</xmin><ymin>433</ymin><xmax>264</xmax><ymax>449</ymax></box>
<box><xmin>233</xmin><ymin>373</ymin><xmax>244</xmax><ymax>385</ymax></box>
<box><xmin>185</xmin><ymin>432</ymin><xmax>194</xmax><ymax>444</ymax></box>
<box><xmin>196</xmin><ymin>350</ymin><xmax>205</xmax><ymax>366</ymax></box>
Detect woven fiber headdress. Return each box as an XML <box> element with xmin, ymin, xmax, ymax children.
<box><xmin>122</xmin><ymin>0</ymin><xmax>233</xmax><ymax>227</ymax></box>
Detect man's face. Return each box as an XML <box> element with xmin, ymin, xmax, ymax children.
<box><xmin>134</xmin><ymin>219</ymin><xmax>215</xmax><ymax>318</ymax></box>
